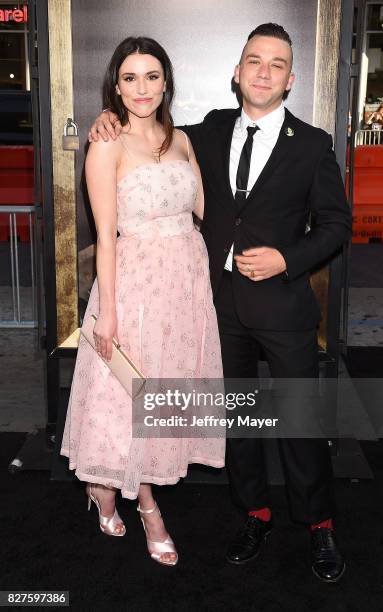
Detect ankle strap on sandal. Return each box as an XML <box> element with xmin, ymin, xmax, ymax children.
<box><xmin>137</xmin><ymin>501</ymin><xmax>158</xmax><ymax>514</ymax></box>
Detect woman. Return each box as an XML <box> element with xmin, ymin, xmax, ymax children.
<box><xmin>61</xmin><ymin>37</ymin><xmax>225</xmax><ymax>566</ymax></box>
<box><xmin>366</xmin><ymin>103</ymin><xmax>383</xmax><ymax>129</ymax></box>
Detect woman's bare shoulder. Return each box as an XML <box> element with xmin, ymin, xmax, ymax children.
<box><xmin>87</xmin><ymin>136</ymin><xmax>123</xmax><ymax>168</ymax></box>
<box><xmin>88</xmin><ymin>136</ymin><xmax>123</xmax><ymax>153</ymax></box>
<box><xmin>173</xmin><ymin>127</ymin><xmax>188</xmax><ymax>141</ymax></box>
<box><xmin>173</xmin><ymin>128</ymin><xmax>190</xmax><ymax>156</ymax></box>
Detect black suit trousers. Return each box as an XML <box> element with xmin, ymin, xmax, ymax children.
<box><xmin>215</xmin><ymin>271</ymin><xmax>336</xmax><ymax>524</ymax></box>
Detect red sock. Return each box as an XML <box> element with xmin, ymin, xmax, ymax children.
<box><xmin>310</xmin><ymin>518</ymin><xmax>333</xmax><ymax>531</ymax></box>
<box><xmin>248</xmin><ymin>507</ymin><xmax>271</xmax><ymax>522</ymax></box>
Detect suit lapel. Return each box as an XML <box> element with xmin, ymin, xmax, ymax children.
<box><xmin>207</xmin><ymin>108</ymin><xmax>240</xmax><ymax>210</ymax></box>
<box><xmin>237</xmin><ymin>108</ymin><xmax>298</xmax><ymax>215</ymax></box>
<box><xmin>221</xmin><ymin>112</ymin><xmax>239</xmax><ymax>203</ymax></box>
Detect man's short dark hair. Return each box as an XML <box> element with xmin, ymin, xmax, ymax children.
<box><xmin>247</xmin><ymin>23</ymin><xmax>292</xmax><ymax>47</ymax></box>
<box><xmin>243</xmin><ymin>23</ymin><xmax>293</xmax><ymax>100</ymax></box>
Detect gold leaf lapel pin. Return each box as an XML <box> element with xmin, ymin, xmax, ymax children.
<box><xmin>285</xmin><ymin>127</ymin><xmax>294</xmax><ymax>137</ymax></box>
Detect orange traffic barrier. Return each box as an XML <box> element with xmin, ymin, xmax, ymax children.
<box><xmin>352</xmin><ymin>204</ymin><xmax>383</xmax><ymax>243</ymax></box>
<box><xmin>350</xmin><ymin>145</ymin><xmax>383</xmax><ymax>243</ymax></box>
<box><xmin>353</xmin><ymin>145</ymin><xmax>383</xmax><ymax>206</ymax></box>
<box><xmin>0</xmin><ymin>146</ymin><xmax>35</xmax><ymax>241</ymax></box>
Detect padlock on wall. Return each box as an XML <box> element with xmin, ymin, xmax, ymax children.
<box><xmin>62</xmin><ymin>118</ymin><xmax>79</xmax><ymax>150</ymax></box>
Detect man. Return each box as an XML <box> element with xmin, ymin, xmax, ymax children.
<box><xmin>90</xmin><ymin>23</ymin><xmax>351</xmax><ymax>582</ymax></box>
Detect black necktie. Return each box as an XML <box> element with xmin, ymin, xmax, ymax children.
<box><xmin>235</xmin><ymin>125</ymin><xmax>259</xmax><ymax>208</ymax></box>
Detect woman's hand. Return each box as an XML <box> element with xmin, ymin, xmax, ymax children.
<box><xmin>88</xmin><ymin>110</ymin><xmax>122</xmax><ymax>143</ymax></box>
<box><xmin>93</xmin><ymin>311</ymin><xmax>118</xmax><ymax>361</ymax></box>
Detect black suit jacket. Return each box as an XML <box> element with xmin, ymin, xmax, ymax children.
<box><xmin>182</xmin><ymin>107</ymin><xmax>352</xmax><ymax>331</ymax></box>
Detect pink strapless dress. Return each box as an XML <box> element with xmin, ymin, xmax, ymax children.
<box><xmin>61</xmin><ymin>160</ymin><xmax>225</xmax><ymax>499</ymax></box>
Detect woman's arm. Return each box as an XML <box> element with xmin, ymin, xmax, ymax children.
<box><xmin>85</xmin><ymin>139</ymin><xmax>120</xmax><ymax>360</ymax></box>
<box><xmin>187</xmin><ymin>137</ymin><xmax>204</xmax><ymax>221</ymax></box>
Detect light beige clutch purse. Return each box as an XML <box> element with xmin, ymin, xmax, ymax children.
<box><xmin>81</xmin><ymin>314</ymin><xmax>146</xmax><ymax>399</ymax></box>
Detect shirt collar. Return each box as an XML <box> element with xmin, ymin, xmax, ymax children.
<box><xmin>239</xmin><ymin>103</ymin><xmax>285</xmax><ymax>135</ymax></box>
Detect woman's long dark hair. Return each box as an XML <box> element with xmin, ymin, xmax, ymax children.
<box><xmin>103</xmin><ymin>36</ymin><xmax>174</xmax><ymax>158</ymax></box>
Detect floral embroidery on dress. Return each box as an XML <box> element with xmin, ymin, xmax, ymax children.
<box><xmin>61</xmin><ymin>160</ymin><xmax>225</xmax><ymax>499</ymax></box>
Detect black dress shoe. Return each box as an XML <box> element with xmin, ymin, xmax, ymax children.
<box><xmin>311</xmin><ymin>528</ymin><xmax>345</xmax><ymax>583</ymax></box>
<box><xmin>226</xmin><ymin>516</ymin><xmax>273</xmax><ymax>565</ymax></box>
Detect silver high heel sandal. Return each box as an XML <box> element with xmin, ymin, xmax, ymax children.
<box><xmin>137</xmin><ymin>501</ymin><xmax>178</xmax><ymax>566</ymax></box>
<box><xmin>87</xmin><ymin>484</ymin><xmax>126</xmax><ymax>537</ymax></box>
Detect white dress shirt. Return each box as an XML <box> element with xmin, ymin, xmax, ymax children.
<box><xmin>224</xmin><ymin>103</ymin><xmax>285</xmax><ymax>271</ymax></box>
